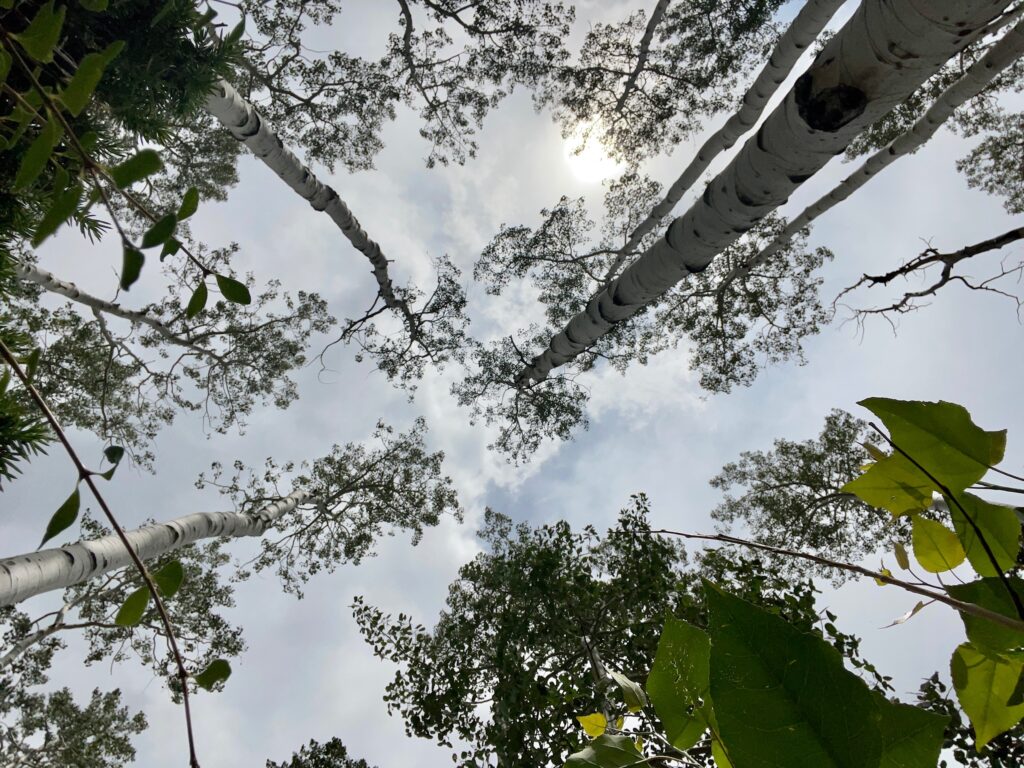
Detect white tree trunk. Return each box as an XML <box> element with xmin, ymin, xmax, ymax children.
<box><xmin>519</xmin><ymin>0</ymin><xmax>1015</xmax><ymax>383</ymax></box>
<box><xmin>0</xmin><ymin>491</ymin><xmax>309</xmax><ymax>607</ymax></box>
<box><xmin>725</xmin><ymin>16</ymin><xmax>1024</xmax><ymax>285</ymax></box>
<box><xmin>203</xmin><ymin>80</ymin><xmax>407</xmax><ymax>316</ymax></box>
<box><xmin>13</xmin><ymin>260</ymin><xmax>217</xmax><ymax>360</ymax></box>
<box><xmin>603</xmin><ymin>0</ymin><xmax>846</xmax><ymax>283</ymax></box>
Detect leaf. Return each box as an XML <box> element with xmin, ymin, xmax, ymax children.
<box><xmin>912</xmin><ymin>517</ymin><xmax>965</xmax><ymax>574</ymax></box>
<box><xmin>859</xmin><ymin>398</ymin><xmax>1005</xmax><ymax>496</ymax></box>
<box><xmin>646</xmin><ymin>617</ymin><xmax>711</xmax><ymax>750</ymax></box>
<box><xmin>875</xmin><ymin>566</ymin><xmax>893</xmax><ymax>587</ymax></box>
<box><xmin>153</xmin><ymin>560</ymin><xmax>185</xmax><ymax>598</ymax></box>
<box><xmin>947</xmin><ymin>577</ymin><xmax>1024</xmax><ymax>655</ymax></box>
<box><xmin>608</xmin><ymin>670</ymin><xmax>647</xmax><ymax>713</ymax></box>
<box><xmin>215</xmin><ymin>274</ymin><xmax>251</xmax><ymax>305</ymax></box>
<box><xmin>1008</xmin><ymin>667</ymin><xmax>1024</xmax><ymax>708</ymax></box>
<box><xmin>40</xmin><ymin>487</ymin><xmax>80</xmax><ymax>547</ymax></box>
<box><xmin>14</xmin><ymin>119</ymin><xmax>61</xmax><ymax>191</ymax></box>
<box><xmin>140</xmin><ymin>213</ymin><xmax>177</xmax><ymax>248</ymax></box>
<box><xmin>186</xmin><ymin>282</ymin><xmax>208</xmax><ymax>318</ymax></box>
<box><xmin>12</xmin><ymin>1</ymin><xmax>66</xmax><ymax>63</ymax></box>
<box><xmin>151</xmin><ymin>0</ymin><xmax>179</xmax><ymax>28</ymax></box>
<box><xmin>224</xmin><ymin>18</ymin><xmax>246</xmax><ymax>45</ymax></box>
<box><xmin>842</xmin><ymin>451</ymin><xmax>933</xmax><ymax>516</ymax></box>
<box><xmin>59</xmin><ymin>41</ymin><xmax>124</xmax><ymax>116</ymax></box>
<box><xmin>711</xmin><ymin>735</ymin><xmax>734</xmax><ymax>768</ymax></box>
<box><xmin>109</xmin><ymin>149</ymin><xmax>162</xmax><ymax>189</ymax></box>
<box><xmin>177</xmin><ymin>187</ymin><xmax>199</xmax><ymax>219</ymax></box>
<box><xmin>951</xmin><ymin>642</ymin><xmax>1024</xmax><ymax>749</ymax></box>
<box><xmin>120</xmin><ymin>245</ymin><xmax>144</xmax><ymax>290</ymax></box>
<box><xmin>876</xmin><ymin>695</ymin><xmax>948</xmax><ymax>768</ymax></box>
<box><xmin>98</xmin><ymin>444</ymin><xmax>126</xmax><ymax>479</ymax></box>
<box><xmin>160</xmin><ymin>237</ymin><xmax>181</xmax><ymax>260</ymax></box>
<box><xmin>32</xmin><ymin>181</ymin><xmax>82</xmax><ymax>246</ymax></box>
<box><xmin>79</xmin><ymin>0</ymin><xmax>109</xmax><ymax>10</ymax></box>
<box><xmin>22</xmin><ymin>348</ymin><xmax>41</xmax><ymax>382</ymax></box>
<box><xmin>0</xmin><ymin>50</ymin><xmax>12</xmax><ymax>87</ymax></box>
<box><xmin>949</xmin><ymin>493</ymin><xmax>1021</xmax><ymax>577</ymax></box>
<box><xmin>115</xmin><ymin>586</ymin><xmax>150</xmax><ymax>626</ymax></box>
<box><xmin>194</xmin><ymin>659</ymin><xmax>232</xmax><ymax>691</ymax></box>
<box><xmin>894</xmin><ymin>542</ymin><xmax>910</xmax><ymax>571</ymax></box>
<box><xmin>576</xmin><ymin>713</ymin><xmax>607</xmax><ymax>738</ymax></box>
<box><xmin>882</xmin><ymin>601</ymin><xmax>927</xmax><ymax>629</ymax></box>
<box><xmin>705</xmin><ymin>582</ymin><xmax>882</xmax><ymax>768</ymax></box>
<box><xmin>563</xmin><ymin>734</ymin><xmax>644</xmax><ymax>768</ymax></box>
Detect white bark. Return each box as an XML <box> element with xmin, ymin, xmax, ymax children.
<box><xmin>520</xmin><ymin>0</ymin><xmax>1015</xmax><ymax>383</ymax></box>
<box><xmin>613</xmin><ymin>0</ymin><xmax>672</xmax><ymax>114</ymax></box>
<box><xmin>602</xmin><ymin>0</ymin><xmax>847</xmax><ymax>283</ymax></box>
<box><xmin>12</xmin><ymin>260</ymin><xmax>217</xmax><ymax>361</ymax></box>
<box><xmin>203</xmin><ymin>80</ymin><xmax>407</xmax><ymax>316</ymax></box>
<box><xmin>0</xmin><ymin>491</ymin><xmax>309</xmax><ymax>607</ymax></box>
<box><xmin>725</xmin><ymin>16</ymin><xmax>1024</xmax><ymax>285</ymax></box>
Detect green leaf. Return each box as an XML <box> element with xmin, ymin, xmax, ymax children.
<box><xmin>14</xmin><ymin>119</ymin><xmax>61</xmax><ymax>191</ymax></box>
<box><xmin>876</xmin><ymin>696</ymin><xmax>948</xmax><ymax>768</ymax></box>
<box><xmin>951</xmin><ymin>642</ymin><xmax>1024</xmax><ymax>749</ymax></box>
<box><xmin>646</xmin><ymin>617</ymin><xmax>710</xmax><ymax>749</ymax></box>
<box><xmin>0</xmin><ymin>50</ymin><xmax>12</xmax><ymax>87</ymax></box>
<box><xmin>177</xmin><ymin>187</ymin><xmax>199</xmax><ymax>220</ymax></box>
<box><xmin>59</xmin><ymin>41</ymin><xmax>124</xmax><ymax>116</ymax></box>
<box><xmin>80</xmin><ymin>0</ymin><xmax>109</xmax><ymax>10</ymax></box>
<box><xmin>711</xmin><ymin>735</ymin><xmax>733</xmax><ymax>768</ymax></box>
<box><xmin>22</xmin><ymin>348</ymin><xmax>41</xmax><ymax>382</ymax></box>
<box><xmin>563</xmin><ymin>734</ymin><xmax>644</xmax><ymax>768</ymax></box>
<box><xmin>12</xmin><ymin>1</ymin><xmax>66</xmax><ymax>63</ymax></box>
<box><xmin>859</xmin><ymin>398</ymin><xmax>1005</xmax><ymax>496</ymax></box>
<box><xmin>949</xmin><ymin>493</ymin><xmax>1021</xmax><ymax>577</ymax></box>
<box><xmin>120</xmin><ymin>245</ymin><xmax>144</xmax><ymax>290</ymax></box>
<box><xmin>140</xmin><ymin>213</ymin><xmax>177</xmax><ymax>248</ymax></box>
<box><xmin>894</xmin><ymin>542</ymin><xmax>910</xmax><ymax>571</ymax></box>
<box><xmin>1008</xmin><ymin>667</ymin><xmax>1024</xmax><ymax>707</ymax></box>
<box><xmin>705</xmin><ymin>582</ymin><xmax>882</xmax><ymax>768</ymax></box>
<box><xmin>911</xmin><ymin>517</ymin><xmax>965</xmax><ymax>573</ymax></box>
<box><xmin>215</xmin><ymin>274</ymin><xmax>251</xmax><ymax>305</ymax></box>
<box><xmin>109</xmin><ymin>149</ymin><xmax>162</xmax><ymax>189</ymax></box>
<box><xmin>115</xmin><ymin>586</ymin><xmax>150</xmax><ymax>626</ymax></box>
<box><xmin>947</xmin><ymin>577</ymin><xmax>1024</xmax><ymax>654</ymax></box>
<box><xmin>160</xmin><ymin>237</ymin><xmax>181</xmax><ymax>260</ymax></box>
<box><xmin>194</xmin><ymin>658</ymin><xmax>232</xmax><ymax>691</ymax></box>
<box><xmin>153</xmin><ymin>560</ymin><xmax>184</xmax><ymax>598</ymax></box>
<box><xmin>32</xmin><ymin>181</ymin><xmax>82</xmax><ymax>246</ymax></box>
<box><xmin>186</xmin><ymin>282</ymin><xmax>208</xmax><ymax>318</ymax></box>
<box><xmin>97</xmin><ymin>444</ymin><xmax>126</xmax><ymax>479</ymax></box>
<box><xmin>842</xmin><ymin>451</ymin><xmax>933</xmax><ymax>516</ymax></box>
<box><xmin>576</xmin><ymin>713</ymin><xmax>607</xmax><ymax>738</ymax></box>
<box><xmin>224</xmin><ymin>18</ymin><xmax>246</xmax><ymax>45</ymax></box>
<box><xmin>40</xmin><ymin>487</ymin><xmax>80</xmax><ymax>547</ymax></box>
<box><xmin>608</xmin><ymin>670</ymin><xmax>646</xmax><ymax>713</ymax></box>
<box><xmin>150</xmin><ymin>0</ymin><xmax>178</xmax><ymax>28</ymax></box>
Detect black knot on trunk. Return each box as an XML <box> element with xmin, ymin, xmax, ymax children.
<box><xmin>795</xmin><ymin>73</ymin><xmax>867</xmax><ymax>132</ymax></box>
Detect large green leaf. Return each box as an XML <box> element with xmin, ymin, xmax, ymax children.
<box><xmin>32</xmin><ymin>181</ymin><xmax>82</xmax><ymax>247</ymax></box>
<box><xmin>563</xmin><ymin>734</ymin><xmax>644</xmax><ymax>768</ymax></box>
<box><xmin>911</xmin><ymin>517</ymin><xmax>965</xmax><ymax>574</ymax></box>
<box><xmin>876</xmin><ymin>696</ymin><xmax>948</xmax><ymax>768</ymax></box>
<box><xmin>40</xmin><ymin>486</ymin><xmax>80</xmax><ymax>547</ymax></box>
<box><xmin>705</xmin><ymin>583</ymin><xmax>881</xmax><ymax>768</ymax></box>
<box><xmin>108</xmin><ymin>149</ymin><xmax>162</xmax><ymax>189</ymax></box>
<box><xmin>951</xmin><ymin>642</ymin><xmax>1024</xmax><ymax>749</ymax></box>
<box><xmin>12</xmin><ymin>0</ymin><xmax>66</xmax><ymax>63</ymax></box>
<box><xmin>115</xmin><ymin>586</ymin><xmax>150</xmax><ymax>626</ymax></box>
<box><xmin>13</xmin><ymin>118</ymin><xmax>61</xmax><ymax>191</ymax></box>
<box><xmin>842</xmin><ymin>451</ymin><xmax>932</xmax><ymax>516</ymax></box>
<box><xmin>860</xmin><ymin>398</ymin><xmax>1004</xmax><ymax>496</ymax></box>
<box><xmin>947</xmin><ymin>577</ymin><xmax>1024</xmax><ymax>654</ymax></box>
<box><xmin>153</xmin><ymin>560</ymin><xmax>184</xmax><ymax>598</ymax></box>
<box><xmin>949</xmin><ymin>493</ymin><xmax>1021</xmax><ymax>577</ymax></box>
<box><xmin>646</xmin><ymin>618</ymin><xmax>710</xmax><ymax>750</ymax></box>
<box><xmin>194</xmin><ymin>658</ymin><xmax>232</xmax><ymax>691</ymax></box>
<box><xmin>59</xmin><ymin>41</ymin><xmax>124</xmax><ymax>116</ymax></box>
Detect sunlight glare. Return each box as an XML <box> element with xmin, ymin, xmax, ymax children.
<box><xmin>563</xmin><ymin>123</ymin><xmax>622</xmax><ymax>184</ymax></box>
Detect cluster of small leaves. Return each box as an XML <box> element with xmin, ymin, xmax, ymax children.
<box><xmin>266</xmin><ymin>737</ymin><xmax>375</xmax><ymax>768</ymax></box>
<box><xmin>198</xmin><ymin>417</ymin><xmax>461</xmax><ymax>596</ymax></box>
<box><xmin>541</xmin><ymin>0</ymin><xmax>784</xmax><ymax>164</ymax></box>
<box><xmin>239</xmin><ymin>0</ymin><xmax>574</xmax><ymax>170</ymax></box>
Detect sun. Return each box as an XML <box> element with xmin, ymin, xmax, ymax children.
<box><xmin>563</xmin><ymin>123</ymin><xmax>622</xmax><ymax>183</ymax></box>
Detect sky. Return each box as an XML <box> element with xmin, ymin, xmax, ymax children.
<box><xmin>3</xmin><ymin>1</ymin><xmax>1024</xmax><ymax>765</ymax></box>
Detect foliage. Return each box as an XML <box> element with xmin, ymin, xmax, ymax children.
<box><xmin>266</xmin><ymin>737</ymin><xmax>374</xmax><ymax>768</ymax></box>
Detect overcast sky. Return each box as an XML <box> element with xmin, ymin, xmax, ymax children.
<box><xmin>4</xmin><ymin>1</ymin><xmax>1024</xmax><ymax>765</ymax></box>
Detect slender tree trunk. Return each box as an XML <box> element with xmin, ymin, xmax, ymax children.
<box><xmin>613</xmin><ymin>0</ymin><xmax>671</xmax><ymax>114</ymax></box>
<box><xmin>12</xmin><ymin>260</ymin><xmax>218</xmax><ymax>361</ymax></box>
<box><xmin>602</xmin><ymin>0</ymin><xmax>846</xmax><ymax>284</ymax></box>
<box><xmin>725</xmin><ymin>16</ymin><xmax>1024</xmax><ymax>287</ymax></box>
<box><xmin>203</xmin><ymin>80</ymin><xmax>414</xmax><ymax>325</ymax></box>
<box><xmin>519</xmin><ymin>0</ymin><xmax>1015</xmax><ymax>383</ymax></box>
<box><xmin>0</xmin><ymin>491</ymin><xmax>309</xmax><ymax>607</ymax></box>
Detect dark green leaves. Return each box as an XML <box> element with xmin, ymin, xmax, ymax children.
<box><xmin>153</xmin><ymin>560</ymin><xmax>185</xmax><ymax>598</ymax></box>
<box><xmin>646</xmin><ymin>617</ymin><xmax>710</xmax><ymax>749</ymax></box>
<box><xmin>79</xmin><ymin>0</ymin><xmax>109</xmax><ymax>10</ymax></box>
<box><xmin>177</xmin><ymin>187</ymin><xmax>199</xmax><ymax>220</ymax></box>
<box><xmin>40</xmin><ymin>486</ymin><xmax>81</xmax><ymax>547</ymax></box>
<box><xmin>115</xmin><ymin>586</ymin><xmax>150</xmax><ymax>626</ymax></box>
<box><xmin>186</xmin><ymin>282</ymin><xmax>208</xmax><ymax>318</ymax></box>
<box><xmin>97</xmin><ymin>444</ymin><xmax>125</xmax><ymax>480</ymax></box>
<box><xmin>194</xmin><ymin>659</ymin><xmax>232</xmax><ymax>691</ymax></box>
<box><xmin>120</xmin><ymin>245</ymin><xmax>144</xmax><ymax>290</ymax></box>
<box><xmin>109</xmin><ymin>149</ymin><xmax>162</xmax><ymax>189</ymax></box>
<box><xmin>14</xmin><ymin>118</ymin><xmax>61</xmax><ymax>190</ymax></box>
<box><xmin>876</xmin><ymin>697</ymin><xmax>948</xmax><ymax>768</ymax></box>
<box><xmin>59</xmin><ymin>41</ymin><xmax>125</xmax><ymax>116</ymax></box>
<box><xmin>215</xmin><ymin>274</ymin><xmax>251</xmax><ymax>305</ymax></box>
<box><xmin>12</xmin><ymin>1</ymin><xmax>66</xmax><ymax>63</ymax></box>
<box><xmin>563</xmin><ymin>735</ymin><xmax>643</xmax><ymax>768</ymax></box>
<box><xmin>32</xmin><ymin>181</ymin><xmax>82</xmax><ymax>247</ymax></box>
<box><xmin>705</xmin><ymin>583</ymin><xmax>882</xmax><ymax>768</ymax></box>
<box><xmin>140</xmin><ymin>214</ymin><xmax>177</xmax><ymax>248</ymax></box>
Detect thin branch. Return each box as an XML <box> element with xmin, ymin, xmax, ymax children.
<box><xmin>614</xmin><ymin>0</ymin><xmax>671</xmax><ymax>114</ymax></box>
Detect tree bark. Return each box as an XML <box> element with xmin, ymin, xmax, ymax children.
<box><xmin>726</xmin><ymin>16</ymin><xmax>1024</xmax><ymax>286</ymax></box>
<box><xmin>519</xmin><ymin>0</ymin><xmax>1015</xmax><ymax>384</ymax></box>
<box><xmin>0</xmin><ymin>491</ymin><xmax>309</xmax><ymax>606</ymax></box>
<box><xmin>612</xmin><ymin>0</ymin><xmax>672</xmax><ymax>114</ymax></box>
